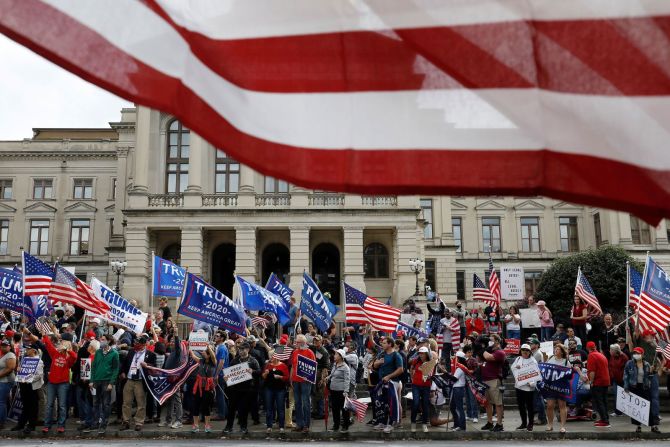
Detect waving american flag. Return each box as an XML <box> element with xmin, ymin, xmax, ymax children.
<box><xmin>49</xmin><ymin>264</ymin><xmax>110</xmax><ymax>315</ymax></box>
<box><xmin>344</xmin><ymin>282</ymin><xmax>401</xmax><ymax>333</ymax></box>
<box><xmin>22</xmin><ymin>252</ymin><xmax>54</xmax><ymax>296</ymax></box>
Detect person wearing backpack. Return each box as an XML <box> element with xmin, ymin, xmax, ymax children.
<box><xmin>480</xmin><ymin>334</ymin><xmax>506</xmax><ymax>432</ymax></box>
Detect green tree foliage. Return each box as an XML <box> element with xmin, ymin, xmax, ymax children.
<box><xmin>534</xmin><ymin>246</ymin><xmax>643</xmax><ymax>322</ymax></box>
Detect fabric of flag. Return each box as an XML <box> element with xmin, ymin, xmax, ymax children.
<box><xmin>272</xmin><ymin>345</ymin><xmax>294</xmax><ymax>362</ymax></box>
<box><xmin>466</xmin><ymin>375</ymin><xmax>489</xmax><ymax>405</ymax></box>
<box><xmin>638</xmin><ymin>256</ymin><xmax>670</xmax><ymax>333</ymax></box>
<box><xmin>448</xmin><ymin>317</ymin><xmax>461</xmax><ymax>352</ymax></box>
<box><xmin>344</xmin><ymin>283</ymin><xmax>401</xmax><ymax>333</ymax></box>
<box><xmin>48</xmin><ymin>264</ymin><xmax>110</xmax><ymax>315</ymax></box>
<box><xmin>344</xmin><ymin>396</ymin><xmax>368</xmax><ymax>423</ymax></box>
<box><xmin>473</xmin><ymin>274</ymin><xmax>496</xmax><ymax>307</ymax></box>
<box><xmin>629</xmin><ymin>266</ymin><xmax>643</xmax><ymax>310</ymax></box>
<box><xmin>35</xmin><ymin>316</ymin><xmax>52</xmax><ymax>335</ymax></box>
<box><xmin>22</xmin><ymin>252</ymin><xmax>53</xmax><ymax>296</ymax></box>
<box><xmin>574</xmin><ymin>270</ymin><xmax>603</xmax><ymax>317</ymax></box>
<box><xmin>141</xmin><ymin>341</ymin><xmax>199</xmax><ymax>405</ymax></box>
<box><xmin>488</xmin><ymin>256</ymin><xmax>501</xmax><ymax>309</ymax></box>
<box><xmin>4</xmin><ymin>3</ymin><xmax>670</xmax><ymax>224</ymax></box>
<box><xmin>251</xmin><ymin>316</ymin><xmax>268</xmax><ymax>329</ymax></box>
<box><xmin>656</xmin><ymin>338</ymin><xmax>670</xmax><ymax>361</ymax></box>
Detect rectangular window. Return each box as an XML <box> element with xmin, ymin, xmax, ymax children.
<box><xmin>456</xmin><ymin>271</ymin><xmax>465</xmax><ymax>300</ymax></box>
<box><xmin>524</xmin><ymin>271</ymin><xmax>543</xmax><ymax>296</ymax></box>
<box><xmin>420</xmin><ymin>198</ymin><xmax>433</xmax><ymax>239</ymax></box>
<box><xmin>0</xmin><ymin>180</ymin><xmax>12</xmax><ymax>200</ymax></box>
<box><xmin>630</xmin><ymin>215</ymin><xmax>651</xmax><ymax>245</ymax></box>
<box><xmin>425</xmin><ymin>260</ymin><xmax>436</xmax><ymax>293</ymax></box>
<box><xmin>166</xmin><ymin>163</ymin><xmax>189</xmax><ymax>193</ymax></box>
<box><xmin>452</xmin><ymin>217</ymin><xmax>462</xmax><ymax>253</ymax></box>
<box><xmin>111</xmin><ymin>177</ymin><xmax>117</xmax><ymax>199</ymax></box>
<box><xmin>520</xmin><ymin>216</ymin><xmax>540</xmax><ymax>252</ymax></box>
<box><xmin>73</xmin><ymin>179</ymin><xmax>93</xmax><ymax>199</ymax></box>
<box><xmin>215</xmin><ymin>151</ymin><xmax>240</xmax><ymax>193</ymax></box>
<box><xmin>29</xmin><ymin>220</ymin><xmax>49</xmax><ymax>255</ymax></box>
<box><xmin>70</xmin><ymin>219</ymin><xmax>90</xmax><ymax>255</ymax></box>
<box><xmin>482</xmin><ymin>217</ymin><xmax>501</xmax><ymax>252</ymax></box>
<box><xmin>559</xmin><ymin>217</ymin><xmax>579</xmax><ymax>252</ymax></box>
<box><xmin>264</xmin><ymin>176</ymin><xmax>288</xmax><ymax>194</ymax></box>
<box><xmin>0</xmin><ymin>220</ymin><xmax>8</xmax><ymax>255</ymax></box>
<box><xmin>33</xmin><ymin>179</ymin><xmax>53</xmax><ymax>199</ymax></box>
<box><xmin>594</xmin><ymin>213</ymin><xmax>602</xmax><ymax>247</ymax></box>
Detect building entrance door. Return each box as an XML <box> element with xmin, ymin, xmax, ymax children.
<box><xmin>262</xmin><ymin>243</ymin><xmax>290</xmax><ymax>286</ymax></box>
<box><xmin>211</xmin><ymin>243</ymin><xmax>236</xmax><ymax>298</ymax></box>
<box><xmin>311</xmin><ymin>243</ymin><xmax>340</xmax><ymax>305</ymax></box>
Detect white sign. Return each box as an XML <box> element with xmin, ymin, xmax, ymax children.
<box><xmin>188</xmin><ymin>331</ymin><xmax>209</xmax><ymax>351</ymax></box>
<box><xmin>500</xmin><ymin>266</ymin><xmax>525</xmax><ymax>300</ymax></box>
<box><xmin>223</xmin><ymin>362</ymin><xmax>253</xmax><ymax>386</ymax></box>
<box><xmin>520</xmin><ymin>308</ymin><xmax>541</xmax><ymax>328</ymax></box>
<box><xmin>512</xmin><ymin>361</ymin><xmax>541</xmax><ymax>387</ymax></box>
<box><xmin>399</xmin><ymin>314</ymin><xmax>417</xmax><ymax>327</ymax></box>
<box><xmin>540</xmin><ymin>341</ymin><xmax>554</xmax><ymax>358</ymax></box>
<box><xmin>80</xmin><ymin>358</ymin><xmax>92</xmax><ymax>381</ymax></box>
<box><xmin>616</xmin><ymin>386</ymin><xmax>650</xmax><ymax>426</ymax></box>
<box><xmin>88</xmin><ymin>278</ymin><xmax>148</xmax><ymax>334</ymax></box>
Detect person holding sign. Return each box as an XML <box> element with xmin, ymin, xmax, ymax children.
<box><xmin>75</xmin><ymin>339</ymin><xmax>100</xmax><ymax>433</ymax></box>
<box><xmin>262</xmin><ymin>352</ymin><xmax>289</xmax><ymax>433</ymax></box>
<box><xmin>545</xmin><ymin>344</ymin><xmax>569</xmax><ymax>433</ymax></box>
<box><xmin>223</xmin><ymin>342</ymin><xmax>261</xmax><ymax>435</ymax></box>
<box><xmin>12</xmin><ymin>344</ymin><xmax>43</xmax><ymax>434</ymax></box>
<box><xmin>289</xmin><ymin>334</ymin><xmax>316</xmax><ymax>433</ymax></box>
<box><xmin>511</xmin><ymin>344</ymin><xmax>539</xmax><ymax>431</ymax></box>
<box><xmin>623</xmin><ymin>347</ymin><xmax>660</xmax><ymax>433</ymax></box>
<box><xmin>41</xmin><ymin>336</ymin><xmax>77</xmax><ymax>434</ymax></box>
<box><xmin>409</xmin><ymin>346</ymin><xmax>433</xmax><ymax>433</ymax></box>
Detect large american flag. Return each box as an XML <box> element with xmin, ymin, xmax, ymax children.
<box><xmin>344</xmin><ymin>282</ymin><xmax>401</xmax><ymax>333</ymax></box>
<box><xmin>2</xmin><ymin>2</ymin><xmax>670</xmax><ymax>223</ymax></box>
<box><xmin>488</xmin><ymin>256</ymin><xmax>501</xmax><ymax>309</ymax></box>
<box><xmin>22</xmin><ymin>252</ymin><xmax>54</xmax><ymax>296</ymax></box>
<box><xmin>574</xmin><ymin>269</ymin><xmax>602</xmax><ymax>317</ymax></box>
<box><xmin>473</xmin><ymin>273</ymin><xmax>496</xmax><ymax>307</ymax></box>
<box><xmin>638</xmin><ymin>256</ymin><xmax>670</xmax><ymax>333</ymax></box>
<box><xmin>629</xmin><ymin>265</ymin><xmax>643</xmax><ymax>311</ymax></box>
<box><xmin>49</xmin><ymin>264</ymin><xmax>111</xmax><ymax>315</ymax></box>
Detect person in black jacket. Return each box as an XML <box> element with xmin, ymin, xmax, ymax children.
<box><xmin>120</xmin><ymin>336</ymin><xmax>156</xmax><ymax>431</ymax></box>
<box><xmin>222</xmin><ymin>342</ymin><xmax>261</xmax><ymax>435</ymax></box>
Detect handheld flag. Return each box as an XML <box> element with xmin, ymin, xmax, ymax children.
<box><xmin>574</xmin><ymin>268</ymin><xmax>602</xmax><ymax>318</ymax></box>
<box><xmin>629</xmin><ymin>265</ymin><xmax>643</xmax><ymax>311</ymax></box>
<box><xmin>141</xmin><ymin>340</ymin><xmax>199</xmax><ymax>405</ymax></box>
<box><xmin>88</xmin><ymin>278</ymin><xmax>148</xmax><ymax>334</ymax></box>
<box><xmin>344</xmin><ymin>282</ymin><xmax>401</xmax><ymax>333</ymax></box>
<box><xmin>48</xmin><ymin>264</ymin><xmax>110</xmax><ymax>315</ymax></box>
<box><xmin>473</xmin><ymin>273</ymin><xmax>496</xmax><ymax>307</ymax></box>
<box><xmin>22</xmin><ymin>252</ymin><xmax>53</xmax><ymax>296</ymax></box>
<box><xmin>265</xmin><ymin>273</ymin><xmax>292</xmax><ymax>312</ymax></box>
<box><xmin>344</xmin><ymin>396</ymin><xmax>368</xmax><ymax>423</ymax></box>
<box><xmin>152</xmin><ymin>255</ymin><xmax>186</xmax><ymax>298</ymax></box>
<box><xmin>488</xmin><ymin>254</ymin><xmax>501</xmax><ymax>308</ymax></box>
<box><xmin>638</xmin><ymin>256</ymin><xmax>670</xmax><ymax>333</ymax></box>
<box><xmin>236</xmin><ymin>276</ymin><xmax>291</xmax><ymax>326</ymax></box>
<box><xmin>300</xmin><ymin>273</ymin><xmax>337</xmax><ymax>332</ymax></box>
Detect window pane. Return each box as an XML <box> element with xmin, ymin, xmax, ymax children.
<box><xmin>230</xmin><ymin>163</ymin><xmax>239</xmax><ymax>172</ymax></box>
<box><xmin>278</xmin><ymin>180</ymin><xmax>288</xmax><ymax>193</ymax></box>
<box><xmin>40</xmin><ymin>242</ymin><xmax>48</xmax><ymax>255</ymax></box>
<box><xmin>168</xmin><ymin>163</ymin><xmax>177</xmax><ymax>171</ymax></box>
<box><xmin>229</xmin><ymin>173</ymin><xmax>239</xmax><ymax>193</ymax></box>
<box><xmin>265</xmin><ymin>177</ymin><xmax>274</xmax><ymax>193</ymax></box>
<box><xmin>169</xmin><ymin>133</ymin><xmax>178</xmax><ymax>145</ymax></box>
<box><xmin>181</xmin><ymin>132</ymin><xmax>190</xmax><ymax>146</ymax></box>
<box><xmin>180</xmin><ymin>163</ymin><xmax>189</xmax><ymax>171</ymax></box>
<box><xmin>215</xmin><ymin>174</ymin><xmax>225</xmax><ymax>193</ymax></box>
<box><xmin>482</xmin><ymin>226</ymin><xmax>490</xmax><ymax>239</ymax></box>
<box><xmin>560</xmin><ymin>226</ymin><xmax>568</xmax><ymax>239</ymax></box>
<box><xmin>169</xmin><ymin>121</ymin><xmax>179</xmax><ymax>131</ymax></box>
<box><xmin>492</xmin><ymin>226</ymin><xmax>500</xmax><ymax>238</ymax></box>
<box><xmin>74</xmin><ymin>186</ymin><xmax>82</xmax><ymax>199</ymax></box>
<box><xmin>81</xmin><ymin>227</ymin><xmax>89</xmax><ymax>241</ymax></box>
<box><xmin>521</xmin><ymin>226</ymin><xmax>529</xmax><ymax>238</ymax></box>
<box><xmin>3</xmin><ymin>186</ymin><xmax>11</xmax><ymax>199</ymax></box>
<box><xmin>532</xmin><ymin>240</ymin><xmax>540</xmax><ymax>252</ymax></box>
<box><xmin>179</xmin><ymin>174</ymin><xmax>188</xmax><ymax>192</ymax></box>
<box><xmin>531</xmin><ymin>226</ymin><xmax>539</xmax><ymax>238</ymax></box>
<box><xmin>522</xmin><ymin>239</ymin><xmax>530</xmax><ymax>252</ymax></box>
<box><xmin>30</xmin><ymin>242</ymin><xmax>38</xmax><ymax>254</ymax></box>
<box><xmin>70</xmin><ymin>242</ymin><xmax>78</xmax><ymax>255</ymax></box>
<box><xmin>167</xmin><ymin>174</ymin><xmax>176</xmax><ymax>193</ymax></box>
<box><xmin>561</xmin><ymin>239</ymin><xmax>568</xmax><ymax>252</ymax></box>
<box><xmin>169</xmin><ymin>146</ymin><xmax>178</xmax><ymax>158</ymax></box>
<box><xmin>84</xmin><ymin>187</ymin><xmax>92</xmax><ymax>199</ymax></box>
<box><xmin>180</xmin><ymin>146</ymin><xmax>189</xmax><ymax>158</ymax></box>
<box><xmin>44</xmin><ymin>185</ymin><xmax>52</xmax><ymax>198</ymax></box>
<box><xmin>30</xmin><ymin>228</ymin><xmax>38</xmax><ymax>241</ymax></box>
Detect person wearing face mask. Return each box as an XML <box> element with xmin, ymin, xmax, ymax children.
<box><xmin>453</xmin><ymin>302</ymin><xmax>467</xmax><ymax>342</ymax></box>
<box><xmin>585</xmin><ymin>341</ymin><xmax>611</xmax><ymax>428</ymax></box>
<box><xmin>629</xmin><ymin>328</ymin><xmax>661</xmax><ymax>429</ymax></box>
<box><xmin>466</xmin><ymin>310</ymin><xmax>485</xmax><ymax>336</ymax></box>
<box><xmin>608</xmin><ymin>343</ymin><xmax>628</xmax><ymax>418</ymax></box>
<box><xmin>90</xmin><ymin>335</ymin><xmax>119</xmax><ymax>434</ymax></box>
<box><xmin>120</xmin><ymin>335</ymin><xmax>156</xmax><ymax>431</ymax></box>
<box><xmin>12</xmin><ymin>344</ymin><xmax>44</xmax><ymax>434</ymax></box>
<box><xmin>480</xmin><ymin>334</ymin><xmax>506</xmax><ymax>432</ymax></box>
<box><xmin>223</xmin><ymin>341</ymin><xmax>261</xmax><ymax>435</ymax></box>
<box><xmin>485</xmin><ymin>312</ymin><xmax>501</xmax><ymax>336</ymax></box>
<box><xmin>623</xmin><ymin>346</ymin><xmax>659</xmax><ymax>433</ymax></box>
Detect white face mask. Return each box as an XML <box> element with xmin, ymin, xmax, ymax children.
<box><xmin>633</xmin><ymin>354</ymin><xmax>642</xmax><ymax>361</ymax></box>
<box><xmin>488</xmin><ymin>341</ymin><xmax>494</xmax><ymax>347</ymax></box>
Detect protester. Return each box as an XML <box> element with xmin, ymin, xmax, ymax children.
<box><xmin>512</xmin><ymin>344</ymin><xmax>538</xmax><ymax>431</ymax></box>
<box><xmin>213</xmin><ymin>331</ymin><xmax>229</xmax><ymax>421</ymax></box>
<box><xmin>90</xmin><ymin>335</ymin><xmax>119</xmax><ymax>434</ymax></box>
<box><xmin>290</xmin><ymin>334</ymin><xmax>316</xmax><ymax>433</ymax></box>
<box><xmin>453</xmin><ymin>302</ymin><xmax>467</xmax><ymax>342</ymax></box>
<box><xmin>310</xmin><ymin>335</ymin><xmax>330</xmax><ymax>420</ymax></box>
<box><xmin>570</xmin><ymin>296</ymin><xmax>589</xmax><ymax>343</ymax></box>
<box><xmin>262</xmin><ymin>352</ymin><xmax>289</xmax><ymax>433</ymax></box>
<box><xmin>504</xmin><ymin>306</ymin><xmax>522</xmax><ymax>340</ymax></box>
<box><xmin>598</xmin><ymin>314</ymin><xmax>621</xmax><ymax>357</ymax></box>
<box><xmin>12</xmin><ymin>344</ymin><xmax>42</xmax><ymax>433</ymax></box>
<box><xmin>623</xmin><ymin>346</ymin><xmax>660</xmax><ymax>433</ymax></box>
<box><xmin>465</xmin><ymin>310</ymin><xmax>485</xmax><ymax>337</ymax></box>
<box><xmin>631</xmin><ymin>329</ymin><xmax>661</xmax><ymax>428</ymax></box>
<box><xmin>480</xmin><ymin>334</ymin><xmax>505</xmax><ymax>432</ymax></box>
<box><xmin>484</xmin><ymin>312</ymin><xmax>501</xmax><ymax>336</ymax></box>
<box><xmin>372</xmin><ymin>336</ymin><xmax>404</xmax><ymax>433</ymax></box>
<box><xmin>462</xmin><ymin>344</ymin><xmax>480</xmax><ymax>423</ymax></box>
<box><xmin>409</xmin><ymin>346</ymin><xmax>432</xmax><ymax>432</ymax></box>
<box><xmin>41</xmin><ymin>334</ymin><xmax>77</xmax><ymax>433</ymax></box>
<box><xmin>121</xmin><ymin>335</ymin><xmax>156</xmax><ymax>431</ymax></box>
<box><xmin>536</xmin><ymin>301</ymin><xmax>554</xmax><ymax>341</ymax></box>
<box><xmin>223</xmin><ymin>341</ymin><xmax>261</xmax><ymax>435</ymax></box>
<box><xmin>608</xmin><ymin>343</ymin><xmax>628</xmax><ymax>418</ymax></box>
<box><xmin>191</xmin><ymin>346</ymin><xmax>216</xmax><ymax>433</ymax></box>
<box><xmin>449</xmin><ymin>351</ymin><xmax>467</xmax><ymax>432</ymax></box>
<box><xmin>324</xmin><ymin>349</ymin><xmax>351</xmax><ymax>432</ymax></box>
<box><xmin>545</xmin><ymin>344</ymin><xmax>569</xmax><ymax>433</ymax></box>
<box><xmin>585</xmin><ymin>341</ymin><xmax>611</xmax><ymax>428</ymax></box>
<box><xmin>0</xmin><ymin>338</ymin><xmax>16</xmax><ymax>429</ymax></box>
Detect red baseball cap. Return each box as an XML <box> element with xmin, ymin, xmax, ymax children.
<box><xmin>633</xmin><ymin>347</ymin><xmax>644</xmax><ymax>355</ymax></box>
<box><xmin>585</xmin><ymin>341</ymin><xmax>597</xmax><ymax>350</ymax></box>
<box><xmin>85</xmin><ymin>331</ymin><xmax>96</xmax><ymax>340</ymax></box>
<box><xmin>641</xmin><ymin>329</ymin><xmax>656</xmax><ymax>337</ymax></box>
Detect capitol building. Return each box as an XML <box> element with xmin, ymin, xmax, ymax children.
<box><xmin>1</xmin><ymin>106</ymin><xmax>668</xmax><ymax>316</ymax></box>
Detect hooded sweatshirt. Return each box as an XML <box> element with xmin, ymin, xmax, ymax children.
<box><xmin>42</xmin><ymin>336</ymin><xmax>77</xmax><ymax>384</ymax></box>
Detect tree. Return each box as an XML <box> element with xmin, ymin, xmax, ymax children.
<box><xmin>534</xmin><ymin>246</ymin><xmax>643</xmax><ymax>323</ymax></box>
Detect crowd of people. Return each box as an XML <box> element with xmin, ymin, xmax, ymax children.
<box><xmin>0</xmin><ymin>294</ymin><xmax>665</xmax><ymax>436</ymax></box>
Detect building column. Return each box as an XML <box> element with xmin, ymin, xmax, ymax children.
<box><xmin>128</xmin><ymin>106</ymin><xmax>157</xmax><ymax>208</ymax></box>
<box><xmin>235</xmin><ymin>226</ymin><xmax>257</xmax><ymax>281</ymax></box>
<box><xmin>123</xmin><ymin>225</ymin><xmax>150</xmax><ymax>309</ymax></box>
<box><xmin>343</xmin><ymin>226</ymin><xmax>365</xmax><ymax>292</ymax></box>
<box><xmin>184</xmin><ymin>133</ymin><xmax>205</xmax><ymax>206</ymax></box>
<box><xmin>289</xmin><ymin>226</ymin><xmax>310</xmax><ymax>298</ymax></box>
<box><xmin>394</xmin><ymin>225</ymin><xmax>421</xmax><ymax>306</ymax></box>
<box><xmin>180</xmin><ymin>226</ymin><xmax>203</xmax><ymax>275</ymax></box>
<box><xmin>111</xmin><ymin>147</ymin><xmax>129</xmax><ymax>245</ymax></box>
<box><xmin>655</xmin><ymin>219</ymin><xmax>669</xmax><ymax>249</ymax></box>
<box><xmin>618</xmin><ymin>212</ymin><xmax>633</xmax><ymax>245</ymax></box>
<box><xmin>237</xmin><ymin>165</ymin><xmax>256</xmax><ymax>207</ymax></box>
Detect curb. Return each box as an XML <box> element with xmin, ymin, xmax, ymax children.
<box><xmin>1</xmin><ymin>429</ymin><xmax>668</xmax><ymax>441</ymax></box>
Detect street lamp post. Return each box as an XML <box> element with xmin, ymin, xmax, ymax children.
<box><xmin>110</xmin><ymin>259</ymin><xmax>127</xmax><ymax>293</ymax></box>
<box><xmin>408</xmin><ymin>258</ymin><xmax>424</xmax><ymax>297</ymax></box>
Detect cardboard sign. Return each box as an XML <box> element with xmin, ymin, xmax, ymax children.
<box><xmin>296</xmin><ymin>354</ymin><xmax>318</xmax><ymax>383</ymax></box>
<box><xmin>188</xmin><ymin>331</ymin><xmax>209</xmax><ymax>351</ymax></box>
<box><xmin>399</xmin><ymin>313</ymin><xmax>417</xmax><ymax>327</ymax></box>
<box><xmin>616</xmin><ymin>386</ymin><xmax>650</xmax><ymax>426</ymax></box>
<box><xmin>504</xmin><ymin>339</ymin><xmax>521</xmax><ymax>355</ymax></box>
<box><xmin>519</xmin><ymin>308</ymin><xmax>541</xmax><ymax>328</ymax></box>
<box><xmin>419</xmin><ymin>358</ymin><xmax>437</xmax><ymax>380</ymax></box>
<box><xmin>16</xmin><ymin>357</ymin><xmax>39</xmax><ymax>383</ymax></box>
<box><xmin>80</xmin><ymin>358</ymin><xmax>92</xmax><ymax>381</ymax></box>
<box><xmin>540</xmin><ymin>341</ymin><xmax>554</xmax><ymax>357</ymax></box>
<box><xmin>223</xmin><ymin>362</ymin><xmax>253</xmax><ymax>386</ymax></box>
<box><xmin>500</xmin><ymin>265</ymin><xmax>525</xmax><ymax>300</ymax></box>
<box><xmin>512</xmin><ymin>361</ymin><xmax>542</xmax><ymax>387</ymax></box>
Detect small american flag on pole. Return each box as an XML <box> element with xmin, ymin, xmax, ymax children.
<box><xmin>272</xmin><ymin>345</ymin><xmax>294</xmax><ymax>362</ymax></box>
<box><xmin>629</xmin><ymin>265</ymin><xmax>643</xmax><ymax>311</ymax></box>
<box><xmin>22</xmin><ymin>252</ymin><xmax>54</xmax><ymax>296</ymax></box>
<box><xmin>473</xmin><ymin>274</ymin><xmax>496</xmax><ymax>307</ymax></box>
<box><xmin>344</xmin><ymin>283</ymin><xmax>401</xmax><ymax>333</ymax></box>
<box><xmin>344</xmin><ymin>396</ymin><xmax>368</xmax><ymax>423</ymax></box>
<box><xmin>488</xmin><ymin>255</ymin><xmax>501</xmax><ymax>309</ymax></box>
<box><xmin>656</xmin><ymin>337</ymin><xmax>670</xmax><ymax>362</ymax></box>
<box><xmin>575</xmin><ymin>268</ymin><xmax>602</xmax><ymax>317</ymax></box>
<box><xmin>251</xmin><ymin>315</ymin><xmax>268</xmax><ymax>329</ymax></box>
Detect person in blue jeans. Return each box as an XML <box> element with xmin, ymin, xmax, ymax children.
<box><xmin>0</xmin><ymin>339</ymin><xmax>16</xmax><ymax>428</ymax></box>
<box><xmin>449</xmin><ymin>351</ymin><xmax>467</xmax><ymax>431</ymax></box>
<box><xmin>41</xmin><ymin>336</ymin><xmax>77</xmax><ymax>433</ymax></box>
<box><xmin>214</xmin><ymin>333</ymin><xmax>230</xmax><ymax>419</ymax></box>
<box><xmin>409</xmin><ymin>347</ymin><xmax>432</xmax><ymax>432</ymax></box>
<box><xmin>290</xmin><ymin>335</ymin><xmax>316</xmax><ymax>432</ymax></box>
<box><xmin>262</xmin><ymin>354</ymin><xmax>289</xmax><ymax>432</ymax></box>
<box><xmin>462</xmin><ymin>346</ymin><xmax>480</xmax><ymax>422</ymax></box>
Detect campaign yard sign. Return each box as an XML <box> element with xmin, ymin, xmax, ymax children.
<box><xmin>616</xmin><ymin>386</ymin><xmax>650</xmax><ymax>425</ymax></box>
<box><xmin>80</xmin><ymin>358</ymin><xmax>92</xmax><ymax>380</ymax></box>
<box><xmin>16</xmin><ymin>357</ymin><xmax>39</xmax><ymax>383</ymax></box>
<box><xmin>188</xmin><ymin>331</ymin><xmax>209</xmax><ymax>351</ymax></box>
<box><xmin>504</xmin><ymin>338</ymin><xmax>521</xmax><ymax>356</ymax></box>
<box><xmin>512</xmin><ymin>361</ymin><xmax>542</xmax><ymax>387</ymax></box>
<box><xmin>223</xmin><ymin>362</ymin><xmax>253</xmax><ymax>386</ymax></box>
<box><xmin>296</xmin><ymin>354</ymin><xmax>317</xmax><ymax>383</ymax></box>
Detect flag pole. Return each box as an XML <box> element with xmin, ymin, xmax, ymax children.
<box><xmin>635</xmin><ymin>252</ymin><xmax>651</xmax><ymax>336</ymax></box>
<box><xmin>150</xmin><ymin>251</ymin><xmax>155</xmax><ymax>319</ymax></box>
<box><xmin>19</xmin><ymin>251</ymin><xmax>26</xmax><ymax>331</ymax></box>
<box><xmin>175</xmin><ymin>267</ymin><xmax>188</xmax><ymax>338</ymax></box>
<box><xmin>625</xmin><ymin>260</ymin><xmax>630</xmax><ymax>343</ymax></box>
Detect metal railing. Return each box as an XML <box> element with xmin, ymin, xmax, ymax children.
<box><xmin>148</xmin><ymin>193</ymin><xmax>183</xmax><ymax>207</ymax></box>
<box><xmin>202</xmin><ymin>194</ymin><xmax>238</xmax><ymax>207</ymax></box>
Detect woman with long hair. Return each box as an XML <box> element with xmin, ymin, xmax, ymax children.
<box><xmin>409</xmin><ymin>347</ymin><xmax>433</xmax><ymax>432</ymax></box>
<box><xmin>545</xmin><ymin>344</ymin><xmax>569</xmax><ymax>433</ymax></box>
<box><xmin>262</xmin><ymin>352</ymin><xmax>289</xmax><ymax>433</ymax></box>
<box><xmin>504</xmin><ymin>306</ymin><xmax>522</xmax><ymax>340</ymax></box>
<box><xmin>570</xmin><ymin>296</ymin><xmax>589</xmax><ymax>342</ymax></box>
<box><xmin>623</xmin><ymin>347</ymin><xmax>660</xmax><ymax>433</ymax></box>
<box><xmin>190</xmin><ymin>346</ymin><xmax>216</xmax><ymax>433</ymax></box>
<box><xmin>324</xmin><ymin>349</ymin><xmax>351</xmax><ymax>432</ymax></box>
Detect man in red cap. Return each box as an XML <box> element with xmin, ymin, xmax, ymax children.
<box><xmin>630</xmin><ymin>328</ymin><xmax>661</xmax><ymax>427</ymax></box>
<box><xmin>585</xmin><ymin>341</ymin><xmax>610</xmax><ymax>427</ymax></box>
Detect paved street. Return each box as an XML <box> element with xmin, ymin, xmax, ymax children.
<box><xmin>3</xmin><ymin>441</ymin><xmax>670</xmax><ymax>447</ymax></box>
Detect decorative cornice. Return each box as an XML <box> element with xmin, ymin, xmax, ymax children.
<box><xmin>0</xmin><ymin>152</ymin><xmax>116</xmax><ymax>159</ymax></box>
<box><xmin>64</xmin><ymin>201</ymin><xmax>98</xmax><ymax>213</ymax></box>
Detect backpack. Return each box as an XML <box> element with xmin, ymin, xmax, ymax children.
<box><xmin>500</xmin><ymin>357</ymin><xmax>512</xmax><ymax>380</ymax></box>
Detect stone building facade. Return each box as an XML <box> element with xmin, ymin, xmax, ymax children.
<box><xmin>0</xmin><ymin>106</ymin><xmax>668</xmax><ymax>317</ymax></box>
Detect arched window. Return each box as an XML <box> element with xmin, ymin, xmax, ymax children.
<box><xmin>364</xmin><ymin>243</ymin><xmax>389</xmax><ymax>278</ymax></box>
<box><xmin>166</xmin><ymin>120</ymin><xmax>190</xmax><ymax>193</ymax></box>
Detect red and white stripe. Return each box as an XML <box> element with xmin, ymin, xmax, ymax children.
<box><xmin>2</xmin><ymin>1</ymin><xmax>670</xmax><ymax>223</ymax></box>
<box><xmin>346</xmin><ymin>396</ymin><xmax>368</xmax><ymax>423</ymax></box>
<box><xmin>638</xmin><ymin>291</ymin><xmax>670</xmax><ymax>334</ymax></box>
<box><xmin>49</xmin><ymin>279</ymin><xmax>110</xmax><ymax>316</ymax></box>
<box><xmin>346</xmin><ymin>295</ymin><xmax>401</xmax><ymax>333</ymax></box>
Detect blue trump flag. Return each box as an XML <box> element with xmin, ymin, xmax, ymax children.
<box><xmin>300</xmin><ymin>273</ymin><xmax>337</xmax><ymax>332</ymax></box>
<box><xmin>152</xmin><ymin>255</ymin><xmax>186</xmax><ymax>298</ymax></box>
<box><xmin>395</xmin><ymin>321</ymin><xmax>429</xmax><ymax>340</ymax></box>
<box><xmin>537</xmin><ymin>362</ymin><xmax>577</xmax><ymax>401</ymax></box>
<box><xmin>265</xmin><ymin>273</ymin><xmax>292</xmax><ymax>312</ymax></box>
<box><xmin>0</xmin><ymin>268</ymin><xmax>24</xmax><ymax>314</ymax></box>
<box><xmin>639</xmin><ymin>256</ymin><xmax>670</xmax><ymax>331</ymax></box>
<box><xmin>141</xmin><ymin>339</ymin><xmax>199</xmax><ymax>405</ymax></box>
<box><xmin>178</xmin><ymin>273</ymin><xmax>246</xmax><ymax>336</ymax></box>
<box><xmin>237</xmin><ymin>276</ymin><xmax>290</xmax><ymax>326</ymax></box>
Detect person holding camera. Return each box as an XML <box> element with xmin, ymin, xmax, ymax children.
<box><xmin>480</xmin><ymin>334</ymin><xmax>506</xmax><ymax>432</ymax></box>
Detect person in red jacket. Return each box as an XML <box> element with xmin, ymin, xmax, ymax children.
<box><xmin>608</xmin><ymin>343</ymin><xmax>628</xmax><ymax>416</ymax></box>
<box><xmin>465</xmin><ymin>310</ymin><xmax>485</xmax><ymax>336</ymax></box>
<box><xmin>586</xmin><ymin>341</ymin><xmax>611</xmax><ymax>428</ymax></box>
<box><xmin>290</xmin><ymin>334</ymin><xmax>316</xmax><ymax>433</ymax></box>
<box><xmin>42</xmin><ymin>335</ymin><xmax>77</xmax><ymax>433</ymax></box>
